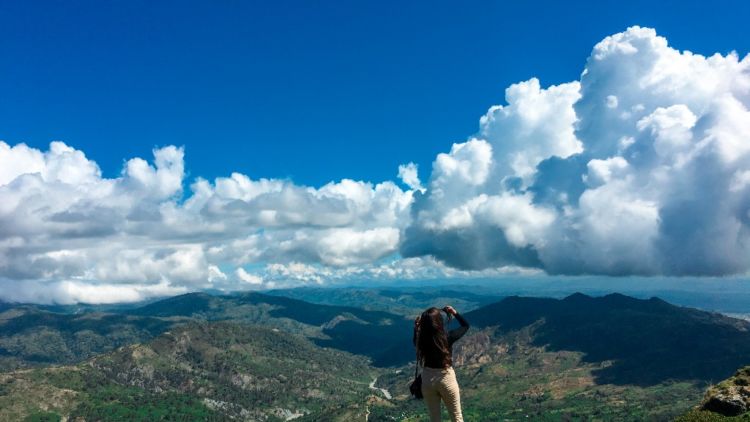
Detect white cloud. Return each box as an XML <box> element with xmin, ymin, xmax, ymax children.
<box><xmin>257</xmin><ymin>256</ymin><xmax>541</xmax><ymax>289</ymax></box>
<box><xmin>207</xmin><ymin>265</ymin><xmax>228</xmax><ymax>282</ymax></box>
<box><xmin>0</xmin><ymin>142</ymin><xmax>414</xmax><ymax>303</ymax></box>
<box><xmin>403</xmin><ymin>25</ymin><xmax>750</xmax><ymax>276</ymax></box>
<box><xmin>478</xmin><ymin>77</ymin><xmax>582</xmax><ymax>183</ymax></box>
<box><xmin>0</xmin><ymin>279</ymin><xmax>187</xmax><ymax>305</ymax></box>
<box><xmin>398</xmin><ymin>162</ymin><xmax>424</xmax><ymax>192</ymax></box>
<box><xmin>235</xmin><ymin>268</ymin><xmax>263</xmax><ymax>285</ymax></box>
<box><xmin>316</xmin><ymin>227</ymin><xmax>400</xmax><ymax>266</ymax></box>
<box><xmin>124</xmin><ymin>145</ymin><xmax>184</xmax><ymax>199</ymax></box>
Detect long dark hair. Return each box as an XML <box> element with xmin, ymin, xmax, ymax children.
<box><xmin>416</xmin><ymin>307</ymin><xmax>453</xmax><ymax>368</ymax></box>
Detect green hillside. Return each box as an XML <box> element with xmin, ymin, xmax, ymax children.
<box><xmin>0</xmin><ymin>321</ymin><xmax>377</xmax><ymax>421</ymax></box>
<box><xmin>464</xmin><ymin>293</ymin><xmax>750</xmax><ymax>385</ymax></box>
<box><xmin>4</xmin><ymin>290</ymin><xmax>750</xmax><ymax>421</ymax></box>
<box><xmin>0</xmin><ymin>291</ymin><xmax>415</xmax><ymax>370</ymax></box>
<box><xmin>0</xmin><ymin>305</ymin><xmax>175</xmax><ymax>371</ymax></box>
<box><xmin>265</xmin><ymin>285</ymin><xmax>503</xmax><ymax>316</ymax></box>
<box><xmin>130</xmin><ymin>291</ymin><xmax>415</xmax><ymax>366</ymax></box>
<box><xmin>367</xmin><ymin>293</ymin><xmax>750</xmax><ymax>421</ymax></box>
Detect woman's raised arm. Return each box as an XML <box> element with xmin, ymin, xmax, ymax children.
<box><xmin>447</xmin><ymin>312</ymin><xmax>470</xmax><ymax>344</ymax></box>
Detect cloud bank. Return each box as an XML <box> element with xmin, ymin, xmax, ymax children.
<box><xmin>0</xmin><ymin>140</ymin><xmax>421</xmax><ymax>302</ymax></box>
<box><xmin>1</xmin><ymin>26</ymin><xmax>749</xmax><ymax>303</ymax></box>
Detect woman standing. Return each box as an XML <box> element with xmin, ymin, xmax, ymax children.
<box><xmin>413</xmin><ymin>305</ymin><xmax>470</xmax><ymax>422</ymax></box>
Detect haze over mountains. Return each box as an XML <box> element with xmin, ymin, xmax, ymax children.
<box><xmin>2</xmin><ymin>285</ymin><xmax>750</xmax><ymax>421</ymax></box>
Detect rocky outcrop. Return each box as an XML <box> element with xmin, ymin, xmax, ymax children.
<box><xmin>700</xmin><ymin>366</ymin><xmax>750</xmax><ymax>416</ymax></box>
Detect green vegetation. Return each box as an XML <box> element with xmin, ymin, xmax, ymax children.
<box><xmin>464</xmin><ymin>293</ymin><xmax>750</xmax><ymax>385</ymax></box>
<box><xmin>676</xmin><ymin>367</ymin><xmax>750</xmax><ymax>421</ymax></box>
<box><xmin>131</xmin><ymin>291</ymin><xmax>416</xmax><ymax>366</ymax></box>
<box><xmin>0</xmin><ymin>306</ymin><xmax>175</xmax><ymax>370</ymax></box>
<box><xmin>265</xmin><ymin>285</ymin><xmax>502</xmax><ymax>316</ymax></box>
<box><xmin>70</xmin><ymin>386</ymin><xmax>217</xmax><ymax>421</ymax></box>
<box><xmin>23</xmin><ymin>412</ymin><xmax>61</xmax><ymax>422</ymax></box>
<box><xmin>369</xmin><ymin>326</ymin><xmax>703</xmax><ymax>421</ymax></box>
<box><xmin>3</xmin><ymin>290</ymin><xmax>750</xmax><ymax>421</ymax></box>
<box><xmin>0</xmin><ymin>290</ymin><xmax>416</xmax><ymax>370</ymax></box>
<box><xmin>0</xmin><ymin>321</ymin><xmax>375</xmax><ymax>421</ymax></box>
<box><xmin>676</xmin><ymin>410</ymin><xmax>750</xmax><ymax>421</ymax></box>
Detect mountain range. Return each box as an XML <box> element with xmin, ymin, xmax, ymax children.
<box><xmin>2</xmin><ymin>288</ymin><xmax>750</xmax><ymax>420</ymax></box>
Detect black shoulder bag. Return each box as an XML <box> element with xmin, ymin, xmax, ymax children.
<box><xmin>409</xmin><ymin>357</ymin><xmax>422</xmax><ymax>399</ymax></box>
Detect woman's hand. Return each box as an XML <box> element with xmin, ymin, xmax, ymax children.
<box><xmin>414</xmin><ymin>315</ymin><xmax>421</xmax><ymax>327</ymax></box>
<box><xmin>443</xmin><ymin>305</ymin><xmax>457</xmax><ymax>316</ymax></box>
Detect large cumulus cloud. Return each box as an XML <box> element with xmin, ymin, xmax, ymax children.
<box><xmin>403</xmin><ymin>26</ymin><xmax>750</xmax><ymax>276</ymax></box>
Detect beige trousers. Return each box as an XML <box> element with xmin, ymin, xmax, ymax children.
<box><xmin>421</xmin><ymin>366</ymin><xmax>463</xmax><ymax>422</ymax></box>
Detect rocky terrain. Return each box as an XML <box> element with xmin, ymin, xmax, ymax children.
<box><xmin>677</xmin><ymin>367</ymin><xmax>750</xmax><ymax>421</ymax></box>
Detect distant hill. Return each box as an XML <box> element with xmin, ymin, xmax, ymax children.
<box><xmin>265</xmin><ymin>285</ymin><xmax>503</xmax><ymax>316</ymax></box>
<box><xmin>0</xmin><ymin>321</ymin><xmax>375</xmax><ymax>421</ymax></box>
<box><xmin>463</xmin><ymin>293</ymin><xmax>750</xmax><ymax>385</ymax></box>
<box><xmin>0</xmin><ymin>290</ymin><xmax>415</xmax><ymax>370</ymax></box>
<box><xmin>130</xmin><ymin>291</ymin><xmax>415</xmax><ymax>366</ymax></box>
<box><xmin>0</xmin><ymin>305</ymin><xmax>175</xmax><ymax>371</ymax></box>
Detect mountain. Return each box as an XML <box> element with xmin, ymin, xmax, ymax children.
<box><xmin>0</xmin><ymin>321</ymin><xmax>376</xmax><ymax>421</ymax></box>
<box><xmin>130</xmin><ymin>291</ymin><xmax>415</xmax><ymax>366</ymax></box>
<box><xmin>463</xmin><ymin>293</ymin><xmax>750</xmax><ymax>385</ymax></box>
<box><xmin>265</xmin><ymin>285</ymin><xmax>504</xmax><ymax>316</ymax></box>
<box><xmin>4</xmin><ymin>289</ymin><xmax>750</xmax><ymax>421</ymax></box>
<box><xmin>0</xmin><ymin>290</ymin><xmax>415</xmax><ymax>370</ymax></box>
<box><xmin>369</xmin><ymin>293</ymin><xmax>750</xmax><ymax>421</ymax></box>
<box><xmin>0</xmin><ymin>305</ymin><xmax>175</xmax><ymax>371</ymax></box>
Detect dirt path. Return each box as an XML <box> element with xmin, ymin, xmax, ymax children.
<box><xmin>368</xmin><ymin>376</ymin><xmax>392</xmax><ymax>399</ymax></box>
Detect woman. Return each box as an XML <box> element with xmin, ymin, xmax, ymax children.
<box><xmin>413</xmin><ymin>305</ymin><xmax>470</xmax><ymax>422</ymax></box>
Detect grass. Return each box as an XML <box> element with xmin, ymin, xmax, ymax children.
<box><xmin>676</xmin><ymin>410</ymin><xmax>750</xmax><ymax>421</ymax></box>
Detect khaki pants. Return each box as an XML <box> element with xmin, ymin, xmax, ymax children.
<box><xmin>421</xmin><ymin>366</ymin><xmax>463</xmax><ymax>422</ymax></box>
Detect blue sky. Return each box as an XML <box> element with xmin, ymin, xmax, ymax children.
<box><xmin>1</xmin><ymin>0</ymin><xmax>748</xmax><ymax>186</ymax></box>
<box><xmin>2</xmin><ymin>1</ymin><xmax>750</xmax><ymax>303</ymax></box>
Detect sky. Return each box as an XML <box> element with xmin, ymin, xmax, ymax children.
<box><xmin>1</xmin><ymin>1</ymin><xmax>750</xmax><ymax>303</ymax></box>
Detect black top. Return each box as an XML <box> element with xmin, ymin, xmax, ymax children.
<box><xmin>413</xmin><ymin>313</ymin><xmax>470</xmax><ymax>368</ymax></box>
<box><xmin>447</xmin><ymin>313</ymin><xmax>470</xmax><ymax>345</ymax></box>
